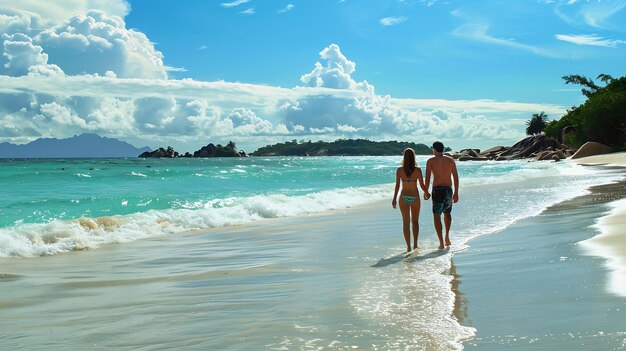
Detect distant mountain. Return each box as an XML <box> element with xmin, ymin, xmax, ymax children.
<box><xmin>0</xmin><ymin>134</ymin><xmax>151</xmax><ymax>158</ymax></box>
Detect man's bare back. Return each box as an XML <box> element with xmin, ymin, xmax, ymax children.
<box><xmin>425</xmin><ymin>155</ymin><xmax>456</xmax><ymax>187</ymax></box>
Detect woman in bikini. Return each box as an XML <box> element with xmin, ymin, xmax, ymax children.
<box><xmin>392</xmin><ymin>148</ymin><xmax>429</xmax><ymax>253</ymax></box>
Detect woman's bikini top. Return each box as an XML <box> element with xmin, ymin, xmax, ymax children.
<box><xmin>401</xmin><ymin>168</ymin><xmax>419</xmax><ymax>183</ymax></box>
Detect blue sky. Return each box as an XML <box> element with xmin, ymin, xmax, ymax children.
<box><xmin>0</xmin><ymin>0</ymin><xmax>625</xmax><ymax>152</ymax></box>
<box><xmin>126</xmin><ymin>0</ymin><xmax>626</xmax><ymax>103</ymax></box>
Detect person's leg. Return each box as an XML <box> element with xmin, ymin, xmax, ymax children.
<box><xmin>443</xmin><ymin>187</ymin><xmax>453</xmax><ymax>247</ymax></box>
<box><xmin>433</xmin><ymin>213</ymin><xmax>444</xmax><ymax>249</ymax></box>
<box><xmin>444</xmin><ymin>212</ymin><xmax>452</xmax><ymax>246</ymax></box>
<box><xmin>399</xmin><ymin>201</ymin><xmax>411</xmax><ymax>252</ymax></box>
<box><xmin>410</xmin><ymin>201</ymin><xmax>420</xmax><ymax>249</ymax></box>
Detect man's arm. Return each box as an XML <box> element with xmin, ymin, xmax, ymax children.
<box><xmin>424</xmin><ymin>160</ymin><xmax>432</xmax><ymax>200</ymax></box>
<box><xmin>424</xmin><ymin>159</ymin><xmax>431</xmax><ymax>190</ymax></box>
<box><xmin>451</xmin><ymin>158</ymin><xmax>459</xmax><ymax>203</ymax></box>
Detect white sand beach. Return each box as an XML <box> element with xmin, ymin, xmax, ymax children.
<box><xmin>572</xmin><ymin>152</ymin><xmax>626</xmax><ymax>298</ymax></box>
<box><xmin>572</xmin><ymin>151</ymin><xmax>626</xmax><ymax>167</ymax></box>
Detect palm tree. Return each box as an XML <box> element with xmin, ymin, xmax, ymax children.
<box><xmin>526</xmin><ymin>112</ymin><xmax>549</xmax><ymax>135</ymax></box>
<box><xmin>596</xmin><ymin>73</ymin><xmax>614</xmax><ymax>84</ymax></box>
<box><xmin>562</xmin><ymin>74</ymin><xmax>599</xmax><ymax>98</ymax></box>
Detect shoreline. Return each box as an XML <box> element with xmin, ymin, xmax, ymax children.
<box><xmin>456</xmin><ymin>156</ymin><xmax>626</xmax><ymax>349</ymax></box>
<box><xmin>579</xmin><ymin>198</ymin><xmax>626</xmax><ymax>298</ymax></box>
<box><xmin>571</xmin><ymin>151</ymin><xmax>626</xmax><ymax>167</ymax></box>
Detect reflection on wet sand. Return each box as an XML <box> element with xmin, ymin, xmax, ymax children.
<box><xmin>371</xmin><ymin>247</ymin><xmax>450</xmax><ymax>267</ymax></box>
<box><xmin>450</xmin><ymin>261</ymin><xmax>470</xmax><ymax>326</ymax></box>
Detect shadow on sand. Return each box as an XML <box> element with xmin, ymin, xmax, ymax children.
<box><xmin>371</xmin><ymin>248</ymin><xmax>449</xmax><ymax>268</ymax></box>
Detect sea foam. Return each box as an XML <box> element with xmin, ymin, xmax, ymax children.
<box><xmin>0</xmin><ymin>185</ymin><xmax>389</xmax><ymax>258</ymax></box>
<box><xmin>580</xmin><ymin>197</ymin><xmax>626</xmax><ymax>297</ymax></box>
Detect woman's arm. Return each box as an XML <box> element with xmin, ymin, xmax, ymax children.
<box><xmin>392</xmin><ymin>168</ymin><xmax>400</xmax><ymax>208</ymax></box>
<box><xmin>417</xmin><ymin>168</ymin><xmax>430</xmax><ymax>200</ymax></box>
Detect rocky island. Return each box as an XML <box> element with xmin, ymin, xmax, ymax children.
<box><xmin>139</xmin><ymin>141</ymin><xmax>246</xmax><ymax>158</ymax></box>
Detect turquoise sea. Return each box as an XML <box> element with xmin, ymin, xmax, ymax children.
<box><xmin>0</xmin><ymin>156</ymin><xmax>624</xmax><ymax>350</ymax></box>
<box><xmin>0</xmin><ymin>156</ymin><xmax>621</xmax><ymax>257</ymax></box>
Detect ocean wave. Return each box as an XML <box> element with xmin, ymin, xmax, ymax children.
<box><xmin>461</xmin><ymin>160</ymin><xmax>613</xmax><ymax>187</ymax></box>
<box><xmin>0</xmin><ymin>185</ymin><xmax>390</xmax><ymax>258</ymax></box>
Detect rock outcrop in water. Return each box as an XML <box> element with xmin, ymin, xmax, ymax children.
<box><xmin>139</xmin><ymin>142</ymin><xmax>245</xmax><ymax>158</ymax></box>
<box><xmin>139</xmin><ymin>146</ymin><xmax>178</xmax><ymax>158</ymax></box>
<box><xmin>452</xmin><ymin>135</ymin><xmax>577</xmax><ymax>162</ymax></box>
<box><xmin>193</xmin><ymin>143</ymin><xmax>240</xmax><ymax>157</ymax></box>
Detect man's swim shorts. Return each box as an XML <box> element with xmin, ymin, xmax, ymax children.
<box><xmin>432</xmin><ymin>186</ymin><xmax>453</xmax><ymax>214</ymax></box>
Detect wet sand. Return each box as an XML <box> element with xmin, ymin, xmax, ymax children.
<box><xmin>456</xmin><ymin>160</ymin><xmax>626</xmax><ymax>350</ymax></box>
<box><xmin>0</xmin><ymin>199</ymin><xmax>472</xmax><ymax>350</ymax></box>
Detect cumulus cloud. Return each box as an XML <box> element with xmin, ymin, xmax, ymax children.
<box><xmin>300</xmin><ymin>44</ymin><xmax>358</xmax><ymax>89</ymax></box>
<box><xmin>282</xmin><ymin>43</ymin><xmax>540</xmax><ymax>143</ymax></box>
<box><xmin>2</xmin><ymin>32</ymin><xmax>61</xmax><ymax>76</ymax></box>
<box><xmin>0</xmin><ymin>0</ymin><xmax>130</xmax><ymax>25</ymax></box>
<box><xmin>0</xmin><ymin>8</ymin><xmax>167</xmax><ymax>79</ymax></box>
<box><xmin>35</xmin><ymin>10</ymin><xmax>167</xmax><ymax>78</ymax></box>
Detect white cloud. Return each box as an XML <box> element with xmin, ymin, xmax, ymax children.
<box><xmin>337</xmin><ymin>124</ymin><xmax>360</xmax><ymax>133</ymax></box>
<box><xmin>0</xmin><ymin>67</ymin><xmax>564</xmax><ymax>150</ymax></box>
<box><xmin>379</xmin><ymin>16</ymin><xmax>407</xmax><ymax>26</ymax></box>
<box><xmin>40</xmin><ymin>101</ymin><xmax>97</xmax><ymax>131</ymax></box>
<box><xmin>300</xmin><ymin>43</ymin><xmax>358</xmax><ymax>89</ymax></box>
<box><xmin>2</xmin><ymin>33</ymin><xmax>60</xmax><ymax>76</ymax></box>
<box><xmin>0</xmin><ymin>0</ymin><xmax>130</xmax><ymax>25</ymax></box>
<box><xmin>279</xmin><ymin>43</ymin><xmax>545</xmax><ymax>144</ymax></box>
<box><xmin>556</xmin><ymin>33</ymin><xmax>625</xmax><ymax>47</ymax></box>
<box><xmin>452</xmin><ymin>21</ymin><xmax>560</xmax><ymax>57</ymax></box>
<box><xmin>547</xmin><ymin>0</ymin><xmax>626</xmax><ymax>28</ymax></box>
<box><xmin>580</xmin><ymin>1</ymin><xmax>626</xmax><ymax>28</ymax></box>
<box><xmin>240</xmin><ymin>8</ymin><xmax>255</xmax><ymax>15</ymax></box>
<box><xmin>35</xmin><ymin>10</ymin><xmax>167</xmax><ymax>79</ymax></box>
<box><xmin>0</xmin><ymin>9</ymin><xmax>168</xmax><ymax>79</ymax></box>
<box><xmin>221</xmin><ymin>0</ymin><xmax>250</xmax><ymax>8</ymax></box>
<box><xmin>278</xmin><ymin>4</ymin><xmax>295</xmax><ymax>13</ymax></box>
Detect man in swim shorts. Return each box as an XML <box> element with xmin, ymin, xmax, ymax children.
<box><xmin>424</xmin><ymin>141</ymin><xmax>459</xmax><ymax>249</ymax></box>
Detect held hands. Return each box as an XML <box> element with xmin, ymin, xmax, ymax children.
<box><xmin>423</xmin><ymin>192</ymin><xmax>431</xmax><ymax>200</ymax></box>
<box><xmin>392</xmin><ymin>198</ymin><xmax>397</xmax><ymax>209</ymax></box>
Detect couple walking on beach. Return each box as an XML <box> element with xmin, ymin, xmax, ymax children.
<box><xmin>392</xmin><ymin>141</ymin><xmax>459</xmax><ymax>252</ymax></box>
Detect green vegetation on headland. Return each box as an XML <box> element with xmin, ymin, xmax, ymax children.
<box><xmin>454</xmin><ymin>73</ymin><xmax>626</xmax><ymax>162</ymax></box>
<box><xmin>141</xmin><ymin>139</ymin><xmax>441</xmax><ymax>158</ymax></box>
<box><xmin>544</xmin><ymin>74</ymin><xmax>626</xmax><ymax>151</ymax></box>
<box><xmin>251</xmin><ymin>139</ymin><xmax>437</xmax><ymax>156</ymax></box>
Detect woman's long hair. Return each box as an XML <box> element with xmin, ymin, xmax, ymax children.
<box><xmin>402</xmin><ymin>148</ymin><xmax>416</xmax><ymax>178</ymax></box>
